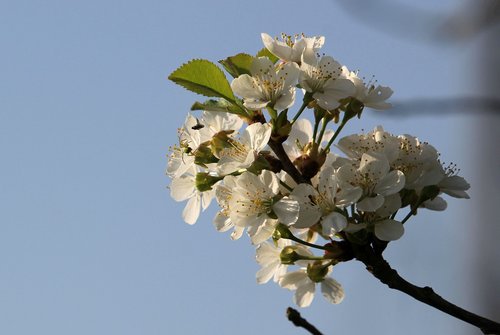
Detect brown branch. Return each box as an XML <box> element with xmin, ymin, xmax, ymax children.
<box><xmin>351</xmin><ymin>244</ymin><xmax>500</xmax><ymax>334</ymax></box>
<box><xmin>287</xmin><ymin>307</ymin><xmax>324</xmax><ymax>335</ymax></box>
<box><xmin>268</xmin><ymin>139</ymin><xmax>309</xmax><ymax>185</ymax></box>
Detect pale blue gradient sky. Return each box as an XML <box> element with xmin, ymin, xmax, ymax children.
<box><xmin>0</xmin><ymin>1</ymin><xmax>489</xmax><ymax>334</ymax></box>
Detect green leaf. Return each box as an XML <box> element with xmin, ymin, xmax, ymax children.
<box><xmin>256</xmin><ymin>47</ymin><xmax>279</xmax><ymax>63</ymax></box>
<box><xmin>168</xmin><ymin>59</ymin><xmax>236</xmax><ymax>103</ymax></box>
<box><xmin>219</xmin><ymin>53</ymin><xmax>254</xmax><ymax>78</ymax></box>
<box><xmin>191</xmin><ymin>99</ymin><xmax>247</xmax><ymax>116</ymax></box>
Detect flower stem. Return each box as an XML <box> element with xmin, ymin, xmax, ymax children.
<box><xmin>322</xmin><ymin>118</ymin><xmax>347</xmax><ymax>153</ymax></box>
<box><xmin>401</xmin><ymin>211</ymin><xmax>414</xmax><ymax>224</ymax></box>
<box><xmin>288</xmin><ymin>234</ymin><xmax>328</xmax><ymax>251</ymax></box>
<box><xmin>279</xmin><ymin>180</ymin><xmax>293</xmax><ymax>192</ymax></box>
<box><xmin>291</xmin><ymin>100</ymin><xmax>309</xmax><ymax>124</ymax></box>
<box><xmin>315</xmin><ymin>117</ymin><xmax>329</xmax><ymax>145</ymax></box>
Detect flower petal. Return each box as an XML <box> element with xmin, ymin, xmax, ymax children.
<box><xmin>273</xmin><ymin>198</ymin><xmax>300</xmax><ymax>225</ymax></box>
<box><xmin>321</xmin><ymin>212</ymin><xmax>347</xmax><ymax>236</ymax></box>
<box><xmin>170</xmin><ymin>175</ymin><xmax>195</xmax><ymax>201</ymax></box>
<box><xmin>374</xmin><ymin>170</ymin><xmax>405</xmax><ymax>196</ymax></box>
<box><xmin>321</xmin><ymin>277</ymin><xmax>345</xmax><ymax>304</ymax></box>
<box><xmin>295</xmin><ymin>281</ymin><xmax>316</xmax><ymax>307</ymax></box>
<box><xmin>357</xmin><ymin>194</ymin><xmax>384</xmax><ymax>212</ymax></box>
<box><xmin>182</xmin><ymin>196</ymin><xmax>200</xmax><ymax>225</ymax></box>
<box><xmin>374</xmin><ymin>219</ymin><xmax>404</xmax><ymax>241</ymax></box>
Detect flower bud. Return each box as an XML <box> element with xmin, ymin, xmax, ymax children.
<box><xmin>280</xmin><ymin>246</ymin><xmax>302</xmax><ymax>265</ymax></box>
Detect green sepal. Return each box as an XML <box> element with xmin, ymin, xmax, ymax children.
<box><xmin>246</xmin><ymin>155</ymin><xmax>272</xmax><ymax>174</ymax></box>
<box><xmin>195</xmin><ymin>172</ymin><xmax>223</xmax><ymax>192</ymax></box>
<box><xmin>193</xmin><ymin>142</ymin><xmax>219</xmax><ymax>167</ymax></box>
<box><xmin>274</xmin><ymin>223</ymin><xmax>294</xmax><ymax>240</ymax></box>
<box><xmin>219</xmin><ymin>53</ymin><xmax>255</xmax><ymax>78</ymax></box>
<box><xmin>256</xmin><ymin>47</ymin><xmax>279</xmax><ymax>63</ymax></box>
<box><xmin>306</xmin><ymin>261</ymin><xmax>329</xmax><ymax>283</ymax></box>
<box><xmin>412</xmin><ymin>185</ymin><xmax>440</xmax><ymax>212</ymax></box>
<box><xmin>191</xmin><ymin>99</ymin><xmax>247</xmax><ymax>117</ymax></box>
<box><xmin>168</xmin><ymin>59</ymin><xmax>236</xmax><ymax>103</ymax></box>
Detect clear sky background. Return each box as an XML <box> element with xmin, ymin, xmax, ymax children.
<box><xmin>0</xmin><ymin>0</ymin><xmax>497</xmax><ymax>334</ymax></box>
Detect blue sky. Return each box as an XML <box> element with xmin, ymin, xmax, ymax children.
<box><xmin>0</xmin><ymin>1</ymin><xmax>491</xmax><ymax>334</ymax></box>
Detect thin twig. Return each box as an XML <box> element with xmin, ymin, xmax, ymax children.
<box><xmin>287</xmin><ymin>307</ymin><xmax>324</xmax><ymax>335</ymax></box>
<box><xmin>351</xmin><ymin>244</ymin><xmax>500</xmax><ymax>334</ymax></box>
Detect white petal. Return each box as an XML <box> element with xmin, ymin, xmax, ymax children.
<box><xmin>256</xmin><ymin>263</ymin><xmax>279</xmax><ymax>284</ymax></box>
<box><xmin>243</xmin><ymin>99</ymin><xmax>270</xmax><ymax>110</ymax></box>
<box><xmin>261</xmin><ymin>33</ymin><xmax>293</xmax><ymax>61</ymax></box>
<box><xmin>230</xmin><ymin>226</ymin><xmax>244</xmax><ymax>240</ymax></box>
<box><xmin>357</xmin><ymin>195</ymin><xmax>385</xmax><ymax>212</ymax></box>
<box><xmin>440</xmin><ymin>175</ymin><xmax>470</xmax><ymax>198</ymax></box>
<box><xmin>321</xmin><ymin>212</ymin><xmax>347</xmax><ymax>236</ymax></box>
<box><xmin>201</xmin><ymin>189</ymin><xmax>214</xmax><ymax>210</ymax></box>
<box><xmin>375</xmin><ymin>193</ymin><xmax>402</xmax><ymax>218</ymax></box>
<box><xmin>364</xmin><ymin>86</ymin><xmax>393</xmax><ymax>110</ymax></box>
<box><xmin>250</xmin><ymin>57</ymin><xmax>275</xmax><ymax>76</ymax></box>
<box><xmin>231</xmin><ymin>75</ymin><xmax>261</xmax><ymax>99</ymax></box>
<box><xmin>279</xmin><ymin>270</ymin><xmax>308</xmax><ymax>290</ymax></box>
<box><xmin>244</xmin><ymin>122</ymin><xmax>272</xmax><ymax>152</ymax></box>
<box><xmin>182</xmin><ymin>196</ymin><xmax>200</xmax><ymax>225</ymax></box>
<box><xmin>170</xmin><ymin>175</ymin><xmax>195</xmax><ymax>201</ymax></box>
<box><xmin>260</xmin><ymin>169</ymin><xmax>279</xmax><ymax>194</ymax></box>
<box><xmin>374</xmin><ymin>219</ymin><xmax>404</xmax><ymax>241</ymax></box>
<box><xmin>274</xmin><ymin>87</ymin><xmax>296</xmax><ymax>110</ymax></box>
<box><xmin>273</xmin><ymin>198</ymin><xmax>300</xmax><ymax>225</ymax></box>
<box><xmin>295</xmin><ymin>281</ymin><xmax>316</xmax><ymax>307</ymax></box>
<box><xmin>336</xmin><ymin>186</ymin><xmax>363</xmax><ymax>207</ymax></box>
<box><xmin>359</xmin><ymin>152</ymin><xmax>390</xmax><ymax>179</ymax></box>
<box><xmin>250</xmin><ymin>220</ymin><xmax>277</xmax><ymax>245</ymax></box>
<box><xmin>374</xmin><ymin>170</ymin><xmax>405</xmax><ymax>196</ymax></box>
<box><xmin>321</xmin><ymin>277</ymin><xmax>344</xmax><ymax>304</ymax></box>
<box><xmin>290</xmin><ymin>184</ymin><xmax>322</xmax><ymax>228</ymax></box>
<box><xmin>423</xmin><ymin>197</ymin><xmax>448</xmax><ymax>211</ymax></box>
<box><xmin>213</xmin><ymin>213</ymin><xmax>233</xmax><ymax>232</ymax></box>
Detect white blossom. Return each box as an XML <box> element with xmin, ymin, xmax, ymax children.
<box><xmin>299</xmin><ymin>55</ymin><xmax>355</xmax><ymax>110</ymax></box>
<box><xmin>215</xmin><ymin>171</ymin><xmax>299</xmax><ymax>236</ymax></box>
<box><xmin>337</xmin><ymin>152</ymin><xmax>405</xmax><ymax>212</ymax></box>
<box><xmin>346</xmin><ymin>71</ymin><xmax>393</xmax><ymax>110</ymax></box>
<box><xmin>216</xmin><ymin>122</ymin><xmax>272</xmax><ymax>175</ymax></box>
<box><xmin>170</xmin><ymin>167</ymin><xmax>215</xmax><ymax>225</ymax></box>
<box><xmin>279</xmin><ymin>267</ymin><xmax>344</xmax><ymax>307</ymax></box>
<box><xmin>231</xmin><ymin>57</ymin><xmax>299</xmax><ymax>110</ymax></box>
<box><xmin>255</xmin><ymin>240</ymin><xmax>312</xmax><ymax>284</ymax></box>
<box><xmin>261</xmin><ymin>32</ymin><xmax>325</xmax><ymax>63</ymax></box>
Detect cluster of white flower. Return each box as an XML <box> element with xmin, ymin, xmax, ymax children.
<box><xmin>166</xmin><ymin>33</ymin><xmax>470</xmax><ymax>307</ymax></box>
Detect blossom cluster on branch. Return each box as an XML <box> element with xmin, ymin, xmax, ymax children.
<box><xmin>166</xmin><ymin>33</ymin><xmax>470</xmax><ymax>308</ymax></box>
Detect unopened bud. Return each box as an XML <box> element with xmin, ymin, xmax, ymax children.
<box><xmin>280</xmin><ymin>246</ymin><xmax>302</xmax><ymax>265</ymax></box>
